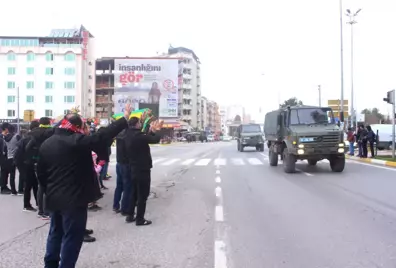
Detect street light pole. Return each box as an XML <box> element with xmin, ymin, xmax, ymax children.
<box><xmin>339</xmin><ymin>0</ymin><xmax>345</xmax><ymax>123</ymax></box>
<box><xmin>318</xmin><ymin>85</ymin><xmax>321</xmax><ymax>107</ymax></box>
<box><xmin>346</xmin><ymin>8</ymin><xmax>361</xmax><ymax>129</ymax></box>
<box><xmin>16</xmin><ymin>86</ymin><xmax>20</xmax><ymax>133</ymax></box>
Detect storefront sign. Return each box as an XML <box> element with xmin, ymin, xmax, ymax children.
<box><xmin>82</xmin><ymin>31</ymin><xmax>89</xmax><ymax>60</ymax></box>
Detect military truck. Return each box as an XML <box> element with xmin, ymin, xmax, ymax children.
<box><xmin>236</xmin><ymin>123</ymin><xmax>264</xmax><ymax>152</ymax></box>
<box><xmin>264</xmin><ymin>105</ymin><xmax>345</xmax><ymax>173</ymax></box>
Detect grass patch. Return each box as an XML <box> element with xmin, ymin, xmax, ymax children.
<box><xmin>375</xmin><ymin>155</ymin><xmax>396</xmax><ymax>162</ymax></box>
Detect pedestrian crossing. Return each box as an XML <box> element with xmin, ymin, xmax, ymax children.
<box><xmin>153</xmin><ymin>157</ymin><xmax>270</xmax><ymax>167</ymax></box>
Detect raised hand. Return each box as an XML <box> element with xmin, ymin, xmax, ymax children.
<box><xmin>124</xmin><ymin>103</ymin><xmax>132</xmax><ymax>119</ymax></box>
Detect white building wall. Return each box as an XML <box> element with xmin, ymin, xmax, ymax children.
<box><xmin>0</xmin><ymin>44</ymin><xmax>92</xmax><ymax>120</ymax></box>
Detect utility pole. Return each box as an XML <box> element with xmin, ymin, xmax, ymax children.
<box><xmin>339</xmin><ymin>0</ymin><xmax>345</xmax><ymax>122</ymax></box>
<box><xmin>318</xmin><ymin>85</ymin><xmax>322</xmax><ymax>107</ymax></box>
<box><xmin>383</xmin><ymin>90</ymin><xmax>395</xmax><ymax>159</ymax></box>
<box><xmin>346</xmin><ymin>8</ymin><xmax>361</xmax><ymax>129</ymax></box>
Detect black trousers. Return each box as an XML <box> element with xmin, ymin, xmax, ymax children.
<box><xmin>128</xmin><ymin>167</ymin><xmax>151</xmax><ymax>221</ymax></box>
<box><xmin>22</xmin><ymin>164</ymin><xmax>38</xmax><ymax>208</ymax></box>
<box><xmin>1</xmin><ymin>158</ymin><xmax>16</xmax><ymax>192</ymax></box>
<box><xmin>362</xmin><ymin>140</ymin><xmax>368</xmax><ymax>157</ymax></box>
<box><xmin>369</xmin><ymin>142</ymin><xmax>375</xmax><ymax>157</ymax></box>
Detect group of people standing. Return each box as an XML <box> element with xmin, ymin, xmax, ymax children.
<box><xmin>346</xmin><ymin>124</ymin><xmax>377</xmax><ymax>158</ymax></box>
<box><xmin>4</xmin><ymin>103</ymin><xmax>160</xmax><ymax>268</ymax></box>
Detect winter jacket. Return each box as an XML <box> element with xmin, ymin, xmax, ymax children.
<box><xmin>3</xmin><ymin>133</ymin><xmax>21</xmax><ymax>159</ymax></box>
<box><xmin>116</xmin><ymin>129</ymin><xmax>129</xmax><ymax>164</ymax></box>
<box><xmin>125</xmin><ymin>128</ymin><xmax>161</xmax><ymax>170</ymax></box>
<box><xmin>37</xmin><ymin>117</ymin><xmax>127</xmax><ymax>211</ymax></box>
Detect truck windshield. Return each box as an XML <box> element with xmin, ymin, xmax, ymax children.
<box><xmin>242</xmin><ymin>125</ymin><xmax>261</xmax><ymax>133</ymax></box>
<box><xmin>290</xmin><ymin>108</ymin><xmax>334</xmax><ymax>125</ymax></box>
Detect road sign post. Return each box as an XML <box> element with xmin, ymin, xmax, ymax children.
<box><xmin>383</xmin><ymin>90</ymin><xmax>395</xmax><ymax>159</ymax></box>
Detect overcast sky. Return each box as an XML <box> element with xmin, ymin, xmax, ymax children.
<box><xmin>1</xmin><ymin>0</ymin><xmax>395</xmax><ymax>121</ymax></box>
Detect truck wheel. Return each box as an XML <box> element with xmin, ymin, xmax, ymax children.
<box><xmin>283</xmin><ymin>151</ymin><xmax>296</xmax><ymax>173</ymax></box>
<box><xmin>259</xmin><ymin>144</ymin><xmax>264</xmax><ymax>152</ymax></box>
<box><xmin>308</xmin><ymin>160</ymin><xmax>317</xmax><ymax>166</ymax></box>
<box><xmin>269</xmin><ymin>150</ymin><xmax>278</xmax><ymax>166</ymax></box>
<box><xmin>330</xmin><ymin>155</ymin><xmax>345</xmax><ymax>172</ymax></box>
<box><xmin>240</xmin><ymin>145</ymin><xmax>244</xmax><ymax>152</ymax></box>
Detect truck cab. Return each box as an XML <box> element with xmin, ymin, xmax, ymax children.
<box><xmin>264</xmin><ymin>105</ymin><xmax>345</xmax><ymax>173</ymax></box>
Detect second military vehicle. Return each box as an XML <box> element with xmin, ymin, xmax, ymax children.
<box><xmin>236</xmin><ymin>123</ymin><xmax>264</xmax><ymax>152</ymax></box>
<box><xmin>264</xmin><ymin>105</ymin><xmax>345</xmax><ymax>173</ymax></box>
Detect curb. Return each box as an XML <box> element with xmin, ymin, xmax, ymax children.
<box><xmin>345</xmin><ymin>155</ymin><xmax>396</xmax><ymax>168</ymax></box>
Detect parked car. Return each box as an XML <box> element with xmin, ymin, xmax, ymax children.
<box><xmin>208</xmin><ymin>135</ymin><xmax>215</xmax><ymax>142</ymax></box>
<box><xmin>222</xmin><ymin>135</ymin><xmax>232</xmax><ymax>141</ymax></box>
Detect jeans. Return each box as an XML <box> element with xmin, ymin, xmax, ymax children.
<box><xmin>349</xmin><ymin>143</ymin><xmax>354</xmax><ymax>156</ymax></box>
<box><xmin>1</xmin><ymin>158</ymin><xmax>16</xmax><ymax>192</ymax></box>
<box><xmin>128</xmin><ymin>167</ymin><xmax>151</xmax><ymax>221</ymax></box>
<box><xmin>44</xmin><ymin>206</ymin><xmax>88</xmax><ymax>268</ymax></box>
<box><xmin>113</xmin><ymin>163</ymin><xmax>132</xmax><ymax>213</ymax></box>
<box><xmin>22</xmin><ymin>165</ymin><xmax>38</xmax><ymax>208</ymax></box>
<box><xmin>98</xmin><ymin>162</ymin><xmax>109</xmax><ymax>187</ymax></box>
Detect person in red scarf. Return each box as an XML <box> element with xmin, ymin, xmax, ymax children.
<box><xmin>37</xmin><ymin>104</ymin><xmax>131</xmax><ymax>268</ymax></box>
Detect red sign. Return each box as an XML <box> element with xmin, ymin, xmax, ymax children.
<box><xmin>82</xmin><ymin>31</ymin><xmax>89</xmax><ymax>61</ymax></box>
<box><xmin>119</xmin><ymin>72</ymin><xmax>144</xmax><ymax>85</ymax></box>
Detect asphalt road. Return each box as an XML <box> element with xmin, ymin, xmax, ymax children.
<box><xmin>1</xmin><ymin>141</ymin><xmax>396</xmax><ymax>268</ymax></box>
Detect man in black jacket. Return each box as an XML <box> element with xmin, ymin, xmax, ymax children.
<box><xmin>125</xmin><ymin>117</ymin><xmax>161</xmax><ymax>226</ymax></box>
<box><xmin>113</xmin><ymin>127</ymin><xmax>131</xmax><ymax>215</ymax></box>
<box><xmin>37</xmin><ymin>104</ymin><xmax>131</xmax><ymax>268</ymax></box>
<box><xmin>1</xmin><ymin>123</ymin><xmax>21</xmax><ymax>195</ymax></box>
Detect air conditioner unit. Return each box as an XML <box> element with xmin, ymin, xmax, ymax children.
<box><xmin>88</xmin><ymin>89</ymin><xmax>92</xmax><ymax>93</ymax></box>
<box><xmin>88</xmin><ymin>61</ymin><xmax>93</xmax><ymax>66</ymax></box>
<box><xmin>88</xmin><ymin>75</ymin><xmax>92</xmax><ymax>79</ymax></box>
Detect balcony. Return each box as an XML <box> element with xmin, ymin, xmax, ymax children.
<box><xmin>183</xmin><ymin>104</ymin><xmax>193</xmax><ymax>110</ymax></box>
<box><xmin>183</xmin><ymin>84</ymin><xmax>192</xmax><ymax>89</ymax></box>
<box><xmin>183</xmin><ymin>73</ymin><xmax>192</xmax><ymax>79</ymax></box>
<box><xmin>182</xmin><ymin>94</ymin><xmax>192</xmax><ymax>100</ymax></box>
<box><xmin>181</xmin><ymin>115</ymin><xmax>192</xmax><ymax>120</ymax></box>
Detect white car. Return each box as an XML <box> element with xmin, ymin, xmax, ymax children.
<box><xmin>222</xmin><ymin>135</ymin><xmax>232</xmax><ymax>141</ymax></box>
<box><xmin>207</xmin><ymin>135</ymin><xmax>215</xmax><ymax>142</ymax></box>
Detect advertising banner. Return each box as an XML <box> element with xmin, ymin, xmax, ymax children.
<box><xmin>114</xmin><ymin>58</ymin><xmax>179</xmax><ymax>118</ymax></box>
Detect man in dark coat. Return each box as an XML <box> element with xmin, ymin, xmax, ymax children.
<box><xmin>37</xmin><ymin>105</ymin><xmax>131</xmax><ymax>268</ymax></box>
<box><xmin>125</xmin><ymin>117</ymin><xmax>161</xmax><ymax>226</ymax></box>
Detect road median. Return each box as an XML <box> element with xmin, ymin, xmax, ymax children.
<box><xmin>345</xmin><ymin>155</ymin><xmax>396</xmax><ymax>168</ymax></box>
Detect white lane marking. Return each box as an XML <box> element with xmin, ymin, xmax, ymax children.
<box><xmin>215</xmin><ymin>206</ymin><xmax>224</xmax><ymax>221</ymax></box>
<box><xmin>247</xmin><ymin>158</ymin><xmax>264</xmax><ymax>165</ymax></box>
<box><xmin>161</xmin><ymin>159</ymin><xmax>180</xmax><ymax>166</ymax></box>
<box><xmin>215</xmin><ymin>176</ymin><xmax>221</xmax><ymax>183</ymax></box>
<box><xmin>195</xmin><ymin>158</ymin><xmax>212</xmax><ymax>166</ymax></box>
<box><xmin>152</xmin><ymin>158</ymin><xmax>166</xmax><ymax>165</ymax></box>
<box><xmin>231</xmin><ymin>158</ymin><xmax>245</xmax><ymax>165</ymax></box>
<box><xmin>370</xmin><ymin>158</ymin><xmax>387</xmax><ymax>165</ymax></box>
<box><xmin>348</xmin><ymin>160</ymin><xmax>396</xmax><ymax>171</ymax></box>
<box><xmin>215</xmin><ymin>186</ymin><xmax>222</xmax><ymax>197</ymax></box>
<box><xmin>296</xmin><ymin>169</ymin><xmax>314</xmax><ymax>176</ymax></box>
<box><xmin>216</xmin><ymin>170</ymin><xmax>221</xmax><ymax>174</ymax></box>
<box><xmin>181</xmin><ymin>159</ymin><xmax>196</xmax><ymax>165</ymax></box>
<box><xmin>214</xmin><ymin>158</ymin><xmax>227</xmax><ymax>166</ymax></box>
<box><xmin>215</xmin><ymin>240</ymin><xmax>227</xmax><ymax>268</ymax></box>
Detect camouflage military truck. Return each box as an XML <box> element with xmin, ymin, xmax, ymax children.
<box><xmin>236</xmin><ymin>123</ymin><xmax>264</xmax><ymax>152</ymax></box>
<box><xmin>264</xmin><ymin>105</ymin><xmax>345</xmax><ymax>173</ymax></box>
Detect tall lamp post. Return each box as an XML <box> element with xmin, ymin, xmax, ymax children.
<box><xmin>339</xmin><ymin>0</ymin><xmax>345</xmax><ymax>123</ymax></box>
<box><xmin>346</xmin><ymin>8</ymin><xmax>362</xmax><ymax>128</ymax></box>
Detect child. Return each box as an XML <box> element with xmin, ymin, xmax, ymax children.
<box><xmin>88</xmin><ymin>151</ymin><xmax>105</xmax><ymax>211</ymax></box>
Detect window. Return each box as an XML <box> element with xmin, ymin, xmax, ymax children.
<box><xmin>64</xmin><ymin>82</ymin><xmax>75</xmax><ymax>89</ymax></box>
<box><xmin>45</xmin><ymin>81</ymin><xmax>54</xmax><ymax>89</ymax></box>
<box><xmin>7</xmin><ymin>110</ymin><xmax>15</xmax><ymax>117</ymax></box>
<box><xmin>7</xmin><ymin>96</ymin><xmax>15</xmax><ymax>103</ymax></box>
<box><xmin>26</xmin><ymin>95</ymin><xmax>34</xmax><ymax>103</ymax></box>
<box><xmin>45</xmin><ymin>67</ymin><xmax>54</xmax><ymax>75</ymax></box>
<box><xmin>7</xmin><ymin>81</ymin><xmax>15</xmax><ymax>89</ymax></box>
<box><xmin>64</xmin><ymin>96</ymin><xmax>75</xmax><ymax>103</ymax></box>
<box><xmin>241</xmin><ymin>124</ymin><xmax>261</xmax><ymax>133</ymax></box>
<box><xmin>7</xmin><ymin>67</ymin><xmax>16</xmax><ymax>75</ymax></box>
<box><xmin>26</xmin><ymin>81</ymin><xmax>34</xmax><ymax>89</ymax></box>
<box><xmin>289</xmin><ymin>108</ymin><xmax>334</xmax><ymax>125</ymax></box>
<box><xmin>26</xmin><ymin>52</ymin><xmax>35</xmax><ymax>61</ymax></box>
<box><xmin>45</xmin><ymin>110</ymin><xmax>53</xmax><ymax>117</ymax></box>
<box><xmin>45</xmin><ymin>52</ymin><xmax>54</xmax><ymax>61</ymax></box>
<box><xmin>45</xmin><ymin>96</ymin><xmax>53</xmax><ymax>103</ymax></box>
<box><xmin>64</xmin><ymin>68</ymin><xmax>75</xmax><ymax>75</ymax></box>
<box><xmin>26</xmin><ymin>67</ymin><xmax>34</xmax><ymax>75</ymax></box>
<box><xmin>64</xmin><ymin>109</ymin><xmax>71</xmax><ymax>115</ymax></box>
<box><xmin>64</xmin><ymin>53</ymin><xmax>76</xmax><ymax>61</ymax></box>
<box><xmin>7</xmin><ymin>52</ymin><xmax>16</xmax><ymax>61</ymax></box>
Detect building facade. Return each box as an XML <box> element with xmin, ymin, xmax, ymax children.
<box><xmin>219</xmin><ymin>106</ymin><xmax>227</xmax><ymax>135</ymax></box>
<box><xmin>200</xmin><ymin>96</ymin><xmax>209</xmax><ymax>131</ymax></box>
<box><xmin>166</xmin><ymin>47</ymin><xmax>201</xmax><ymax>129</ymax></box>
<box><xmin>207</xmin><ymin>100</ymin><xmax>221</xmax><ymax>133</ymax></box>
<box><xmin>0</xmin><ymin>26</ymin><xmax>96</xmax><ymax>120</ymax></box>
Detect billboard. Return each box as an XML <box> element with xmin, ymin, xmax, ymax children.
<box><xmin>114</xmin><ymin>58</ymin><xmax>179</xmax><ymax>118</ymax></box>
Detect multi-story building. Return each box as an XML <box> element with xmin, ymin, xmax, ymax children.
<box><xmin>219</xmin><ymin>107</ymin><xmax>227</xmax><ymax>135</ymax></box>
<box><xmin>166</xmin><ymin>47</ymin><xmax>201</xmax><ymax>129</ymax></box>
<box><xmin>200</xmin><ymin>96</ymin><xmax>209</xmax><ymax>131</ymax></box>
<box><xmin>0</xmin><ymin>25</ymin><xmax>96</xmax><ymax>120</ymax></box>
<box><xmin>207</xmin><ymin>100</ymin><xmax>221</xmax><ymax>133</ymax></box>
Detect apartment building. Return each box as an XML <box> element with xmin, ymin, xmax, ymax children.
<box><xmin>166</xmin><ymin>47</ymin><xmax>201</xmax><ymax>129</ymax></box>
<box><xmin>200</xmin><ymin>96</ymin><xmax>209</xmax><ymax>130</ymax></box>
<box><xmin>207</xmin><ymin>100</ymin><xmax>221</xmax><ymax>133</ymax></box>
<box><xmin>0</xmin><ymin>26</ymin><xmax>96</xmax><ymax>120</ymax></box>
<box><xmin>219</xmin><ymin>107</ymin><xmax>227</xmax><ymax>135</ymax></box>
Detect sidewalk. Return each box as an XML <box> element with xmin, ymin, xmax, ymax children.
<box><xmin>346</xmin><ymin>154</ymin><xmax>396</xmax><ymax>168</ymax></box>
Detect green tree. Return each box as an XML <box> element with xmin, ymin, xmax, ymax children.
<box><xmin>280</xmin><ymin>97</ymin><xmax>303</xmax><ymax>108</ymax></box>
<box><xmin>361</xmin><ymin>108</ymin><xmax>385</xmax><ymax>121</ymax></box>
